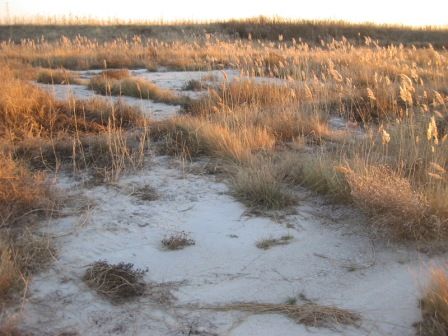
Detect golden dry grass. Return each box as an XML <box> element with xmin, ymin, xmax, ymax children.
<box><xmin>418</xmin><ymin>268</ymin><xmax>448</xmax><ymax>336</ymax></box>
<box><xmin>231</xmin><ymin>158</ymin><xmax>296</xmax><ymax>210</ymax></box>
<box><xmin>205</xmin><ymin>302</ymin><xmax>361</xmax><ymax>328</ymax></box>
<box><xmin>0</xmin><ymin>153</ymin><xmax>56</xmax><ymax>304</ymax></box>
<box><xmin>0</xmin><ymin>62</ymin><xmax>151</xmax><ymax>314</ymax></box>
<box><xmin>338</xmin><ymin>164</ymin><xmax>441</xmax><ymax>240</ymax></box>
<box><xmin>153</xmin><ymin>116</ymin><xmax>275</xmax><ymax>162</ymax></box>
<box><xmin>89</xmin><ymin>74</ymin><xmax>187</xmax><ymax>105</ymax></box>
<box><xmin>36</xmin><ymin>68</ymin><xmax>81</xmax><ymax>85</ymax></box>
<box><xmin>0</xmin><ymin>247</ymin><xmax>20</xmax><ymax>301</ymax></box>
<box><xmin>0</xmin><ymin>77</ymin><xmax>145</xmax><ymax>140</ymax></box>
<box><xmin>0</xmin><ymin>154</ymin><xmax>55</xmax><ymax>228</ymax></box>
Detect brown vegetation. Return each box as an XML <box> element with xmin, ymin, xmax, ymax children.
<box><xmin>256</xmin><ymin>235</ymin><xmax>294</xmax><ymax>249</ymax></box>
<box><xmin>36</xmin><ymin>68</ymin><xmax>81</xmax><ymax>85</ymax></box>
<box><xmin>418</xmin><ymin>268</ymin><xmax>448</xmax><ymax>336</ymax></box>
<box><xmin>206</xmin><ymin>301</ymin><xmax>361</xmax><ymax>328</ymax></box>
<box><xmin>161</xmin><ymin>232</ymin><xmax>195</xmax><ymax>250</ymax></box>
<box><xmin>83</xmin><ymin>261</ymin><xmax>147</xmax><ymax>301</ymax></box>
<box><xmin>1</xmin><ymin>18</ymin><xmax>447</xmax><ymax>48</ymax></box>
<box><xmin>89</xmin><ymin>72</ymin><xmax>187</xmax><ymax>105</ymax></box>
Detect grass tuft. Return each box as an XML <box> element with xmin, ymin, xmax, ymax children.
<box><xmin>89</xmin><ymin>74</ymin><xmax>187</xmax><ymax>105</ymax></box>
<box><xmin>36</xmin><ymin>68</ymin><xmax>80</xmax><ymax>85</ymax></box>
<box><xmin>231</xmin><ymin>158</ymin><xmax>296</xmax><ymax>211</ymax></box>
<box><xmin>161</xmin><ymin>232</ymin><xmax>195</xmax><ymax>250</ymax></box>
<box><xmin>256</xmin><ymin>235</ymin><xmax>294</xmax><ymax>250</ymax></box>
<box><xmin>83</xmin><ymin>260</ymin><xmax>147</xmax><ymax>302</ymax></box>
<box><xmin>418</xmin><ymin>268</ymin><xmax>448</xmax><ymax>336</ymax></box>
<box><xmin>339</xmin><ymin>164</ymin><xmax>442</xmax><ymax>240</ymax></box>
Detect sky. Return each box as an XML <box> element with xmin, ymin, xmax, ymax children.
<box><xmin>2</xmin><ymin>0</ymin><xmax>448</xmax><ymax>26</ymax></box>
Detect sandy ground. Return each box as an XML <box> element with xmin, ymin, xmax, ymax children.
<box><xmin>16</xmin><ymin>69</ymin><xmax>446</xmax><ymax>336</ymax></box>
<box><xmin>19</xmin><ymin>155</ymin><xmax>436</xmax><ymax>336</ymax></box>
<box><xmin>36</xmin><ymin>69</ymin><xmax>240</xmax><ymax>120</ymax></box>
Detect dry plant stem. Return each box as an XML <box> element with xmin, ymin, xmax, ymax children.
<box><xmin>203</xmin><ymin>302</ymin><xmax>361</xmax><ymax>328</ymax></box>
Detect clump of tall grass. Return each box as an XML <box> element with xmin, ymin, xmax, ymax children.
<box><xmin>338</xmin><ymin>164</ymin><xmax>441</xmax><ymax>240</ymax></box>
<box><xmin>1</xmin><ymin>67</ymin><xmax>149</xmax><ymax>182</ymax></box>
<box><xmin>0</xmin><ymin>154</ymin><xmax>55</xmax><ymax>228</ymax></box>
<box><xmin>12</xmin><ymin>127</ymin><xmax>149</xmax><ymax>183</ymax></box>
<box><xmin>418</xmin><ymin>267</ymin><xmax>448</xmax><ymax>336</ymax></box>
<box><xmin>231</xmin><ymin>157</ymin><xmax>296</xmax><ymax>211</ymax></box>
<box><xmin>182</xmin><ymin>79</ymin><xmax>207</xmax><ymax>91</ymax></box>
<box><xmin>275</xmin><ymin>152</ymin><xmax>351</xmax><ymax>199</ymax></box>
<box><xmin>185</xmin><ymin>80</ymin><xmax>306</xmax><ymax>115</ymax></box>
<box><xmin>0</xmin><ymin>245</ymin><xmax>20</xmax><ymax>301</ymax></box>
<box><xmin>97</xmin><ymin>69</ymin><xmax>130</xmax><ymax>80</ymax></box>
<box><xmin>88</xmin><ymin>72</ymin><xmax>187</xmax><ymax>105</ymax></box>
<box><xmin>36</xmin><ymin>68</ymin><xmax>81</xmax><ymax>85</ymax></box>
<box><xmin>153</xmin><ymin>116</ymin><xmax>275</xmax><ymax>162</ymax></box>
<box><xmin>0</xmin><ymin>77</ymin><xmax>145</xmax><ymax>140</ymax></box>
<box><xmin>0</xmin><ymin>155</ymin><xmax>56</xmax><ymax>304</ymax></box>
<box><xmin>344</xmin><ymin>114</ymin><xmax>448</xmax><ymax>239</ymax></box>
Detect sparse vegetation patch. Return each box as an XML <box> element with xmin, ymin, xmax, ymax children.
<box><xmin>83</xmin><ymin>261</ymin><xmax>147</xmax><ymax>302</ymax></box>
<box><xmin>36</xmin><ymin>68</ymin><xmax>81</xmax><ymax>85</ymax></box>
<box><xmin>417</xmin><ymin>268</ymin><xmax>448</xmax><ymax>336</ymax></box>
<box><xmin>89</xmin><ymin>74</ymin><xmax>188</xmax><ymax>105</ymax></box>
<box><xmin>205</xmin><ymin>302</ymin><xmax>361</xmax><ymax>329</ymax></box>
<box><xmin>161</xmin><ymin>232</ymin><xmax>195</xmax><ymax>250</ymax></box>
<box><xmin>256</xmin><ymin>235</ymin><xmax>293</xmax><ymax>250</ymax></box>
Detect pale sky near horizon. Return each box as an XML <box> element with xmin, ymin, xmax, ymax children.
<box><xmin>2</xmin><ymin>0</ymin><xmax>448</xmax><ymax>26</ymax></box>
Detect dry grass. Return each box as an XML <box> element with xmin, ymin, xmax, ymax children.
<box><xmin>275</xmin><ymin>152</ymin><xmax>351</xmax><ymax>199</ymax></box>
<box><xmin>89</xmin><ymin>74</ymin><xmax>187</xmax><ymax>105</ymax></box>
<box><xmin>418</xmin><ymin>268</ymin><xmax>448</xmax><ymax>336</ymax></box>
<box><xmin>8</xmin><ymin>232</ymin><xmax>55</xmax><ymax>275</ymax></box>
<box><xmin>256</xmin><ymin>235</ymin><xmax>293</xmax><ymax>250</ymax></box>
<box><xmin>0</xmin><ymin>75</ymin><xmax>145</xmax><ymax>140</ymax></box>
<box><xmin>182</xmin><ymin>79</ymin><xmax>207</xmax><ymax>91</ymax></box>
<box><xmin>161</xmin><ymin>232</ymin><xmax>195</xmax><ymax>250</ymax></box>
<box><xmin>338</xmin><ymin>164</ymin><xmax>442</xmax><ymax>240</ymax></box>
<box><xmin>1</xmin><ymin>18</ymin><xmax>447</xmax><ymax>48</ymax></box>
<box><xmin>36</xmin><ymin>68</ymin><xmax>81</xmax><ymax>85</ymax></box>
<box><xmin>0</xmin><ymin>61</ymin><xmax>153</xmax><ymax>320</ymax></box>
<box><xmin>13</xmin><ymin>129</ymin><xmax>148</xmax><ymax>178</ymax></box>
<box><xmin>206</xmin><ymin>302</ymin><xmax>361</xmax><ymax>329</ymax></box>
<box><xmin>98</xmin><ymin>69</ymin><xmax>130</xmax><ymax>80</ymax></box>
<box><xmin>0</xmin><ymin>318</ymin><xmax>27</xmax><ymax>336</ymax></box>
<box><xmin>0</xmin><ymin>65</ymin><xmax>149</xmax><ymax>180</ymax></box>
<box><xmin>0</xmin><ymin>231</ymin><xmax>55</xmax><ymax>304</ymax></box>
<box><xmin>3</xmin><ymin>33</ymin><xmax>445</xmax><ymax>241</ymax></box>
<box><xmin>0</xmin><ymin>247</ymin><xmax>20</xmax><ymax>301</ymax></box>
<box><xmin>83</xmin><ymin>261</ymin><xmax>147</xmax><ymax>302</ymax></box>
<box><xmin>231</xmin><ymin>158</ymin><xmax>296</xmax><ymax>211</ymax></box>
<box><xmin>0</xmin><ymin>154</ymin><xmax>55</xmax><ymax>228</ymax></box>
<box><xmin>153</xmin><ymin>116</ymin><xmax>275</xmax><ymax>162</ymax></box>
<box><xmin>130</xmin><ymin>184</ymin><xmax>159</xmax><ymax>202</ymax></box>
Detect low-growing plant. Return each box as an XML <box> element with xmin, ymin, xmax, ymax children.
<box><xmin>206</xmin><ymin>301</ymin><xmax>361</xmax><ymax>328</ymax></box>
<box><xmin>182</xmin><ymin>79</ymin><xmax>207</xmax><ymax>91</ymax></box>
<box><xmin>131</xmin><ymin>184</ymin><xmax>159</xmax><ymax>202</ymax></box>
<box><xmin>83</xmin><ymin>261</ymin><xmax>147</xmax><ymax>302</ymax></box>
<box><xmin>256</xmin><ymin>235</ymin><xmax>294</xmax><ymax>250</ymax></box>
<box><xmin>161</xmin><ymin>232</ymin><xmax>195</xmax><ymax>250</ymax></box>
